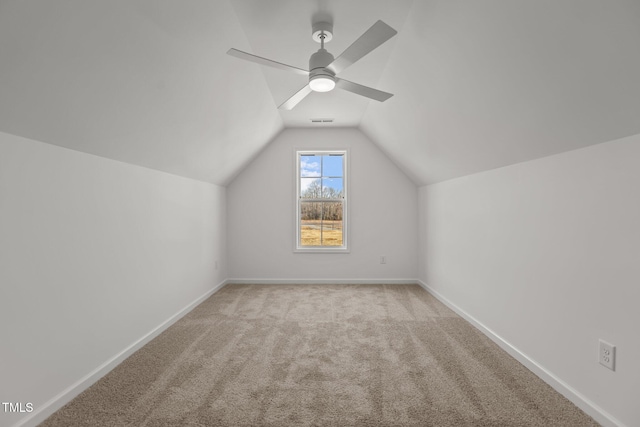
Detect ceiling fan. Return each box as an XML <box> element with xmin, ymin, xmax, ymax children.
<box><xmin>227</xmin><ymin>19</ymin><xmax>397</xmax><ymax>110</ymax></box>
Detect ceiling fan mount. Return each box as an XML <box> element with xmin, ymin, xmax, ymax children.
<box><xmin>227</xmin><ymin>18</ymin><xmax>397</xmax><ymax>110</ymax></box>
<box><xmin>311</xmin><ymin>21</ymin><xmax>333</xmax><ymax>43</ymax></box>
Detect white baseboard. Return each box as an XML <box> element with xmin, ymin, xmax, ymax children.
<box><xmin>225</xmin><ymin>278</ymin><xmax>419</xmax><ymax>285</ymax></box>
<box><xmin>14</xmin><ymin>280</ymin><xmax>228</xmax><ymax>427</ymax></box>
<box><xmin>417</xmin><ymin>280</ymin><xmax>624</xmax><ymax>427</ymax></box>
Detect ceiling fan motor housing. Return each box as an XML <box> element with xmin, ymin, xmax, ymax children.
<box><xmin>309</xmin><ymin>49</ymin><xmax>334</xmax><ymax>75</ymax></box>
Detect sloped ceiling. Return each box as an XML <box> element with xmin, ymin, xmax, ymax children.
<box><xmin>360</xmin><ymin>0</ymin><xmax>640</xmax><ymax>185</ymax></box>
<box><xmin>0</xmin><ymin>0</ymin><xmax>282</xmax><ymax>185</ymax></box>
<box><xmin>1</xmin><ymin>1</ymin><xmax>639</xmax><ymax>186</ymax></box>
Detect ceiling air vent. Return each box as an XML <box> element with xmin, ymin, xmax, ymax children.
<box><xmin>311</xmin><ymin>118</ymin><xmax>334</xmax><ymax>123</ymax></box>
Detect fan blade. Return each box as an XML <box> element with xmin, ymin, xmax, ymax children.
<box><xmin>227</xmin><ymin>48</ymin><xmax>309</xmax><ymax>76</ymax></box>
<box><xmin>327</xmin><ymin>20</ymin><xmax>397</xmax><ymax>75</ymax></box>
<box><xmin>335</xmin><ymin>78</ymin><xmax>393</xmax><ymax>102</ymax></box>
<box><xmin>278</xmin><ymin>84</ymin><xmax>313</xmax><ymax>110</ymax></box>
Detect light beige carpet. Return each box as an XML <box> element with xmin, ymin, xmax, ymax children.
<box><xmin>42</xmin><ymin>284</ymin><xmax>598</xmax><ymax>426</ymax></box>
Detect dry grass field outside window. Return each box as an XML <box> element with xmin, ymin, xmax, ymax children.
<box><xmin>300</xmin><ymin>220</ymin><xmax>343</xmax><ymax>246</ymax></box>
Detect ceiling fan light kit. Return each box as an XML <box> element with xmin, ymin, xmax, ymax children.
<box><xmin>309</xmin><ymin>74</ymin><xmax>336</xmax><ymax>92</ymax></box>
<box><xmin>228</xmin><ymin>18</ymin><xmax>397</xmax><ymax>109</ymax></box>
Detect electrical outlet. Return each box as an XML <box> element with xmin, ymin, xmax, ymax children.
<box><xmin>380</xmin><ymin>256</ymin><xmax>386</xmax><ymax>264</ymax></box>
<box><xmin>599</xmin><ymin>340</ymin><xmax>615</xmax><ymax>371</ymax></box>
<box><xmin>214</xmin><ymin>261</ymin><xmax>218</xmax><ymax>270</ymax></box>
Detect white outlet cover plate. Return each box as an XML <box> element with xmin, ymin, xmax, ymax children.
<box><xmin>599</xmin><ymin>339</ymin><xmax>616</xmax><ymax>371</ymax></box>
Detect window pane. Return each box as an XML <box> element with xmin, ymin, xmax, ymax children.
<box><xmin>321</xmin><ymin>178</ymin><xmax>343</xmax><ymax>198</ymax></box>
<box><xmin>322</xmin><ymin>202</ymin><xmax>343</xmax><ymax>246</ymax></box>
<box><xmin>300</xmin><ymin>178</ymin><xmax>321</xmax><ymax>198</ymax></box>
<box><xmin>300</xmin><ymin>155</ymin><xmax>321</xmax><ymax>177</ymax></box>
<box><xmin>322</xmin><ymin>155</ymin><xmax>343</xmax><ymax>177</ymax></box>
<box><xmin>300</xmin><ymin>202</ymin><xmax>322</xmax><ymax>246</ymax></box>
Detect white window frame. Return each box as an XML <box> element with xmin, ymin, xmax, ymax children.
<box><xmin>294</xmin><ymin>149</ymin><xmax>349</xmax><ymax>253</ymax></box>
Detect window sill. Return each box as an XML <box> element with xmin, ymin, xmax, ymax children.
<box><xmin>294</xmin><ymin>247</ymin><xmax>350</xmax><ymax>254</ymax></box>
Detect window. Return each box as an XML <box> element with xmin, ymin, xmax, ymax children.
<box><xmin>296</xmin><ymin>150</ymin><xmax>347</xmax><ymax>252</ymax></box>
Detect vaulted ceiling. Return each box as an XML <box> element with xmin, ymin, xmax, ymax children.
<box><xmin>1</xmin><ymin>0</ymin><xmax>639</xmax><ymax>186</ymax></box>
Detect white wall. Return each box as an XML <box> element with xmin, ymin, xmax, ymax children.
<box><xmin>0</xmin><ymin>132</ymin><xmax>226</xmax><ymax>427</ymax></box>
<box><xmin>418</xmin><ymin>133</ymin><xmax>640</xmax><ymax>427</ymax></box>
<box><xmin>227</xmin><ymin>128</ymin><xmax>418</xmax><ymax>282</ymax></box>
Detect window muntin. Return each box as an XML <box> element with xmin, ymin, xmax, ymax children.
<box><xmin>296</xmin><ymin>151</ymin><xmax>347</xmax><ymax>251</ymax></box>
